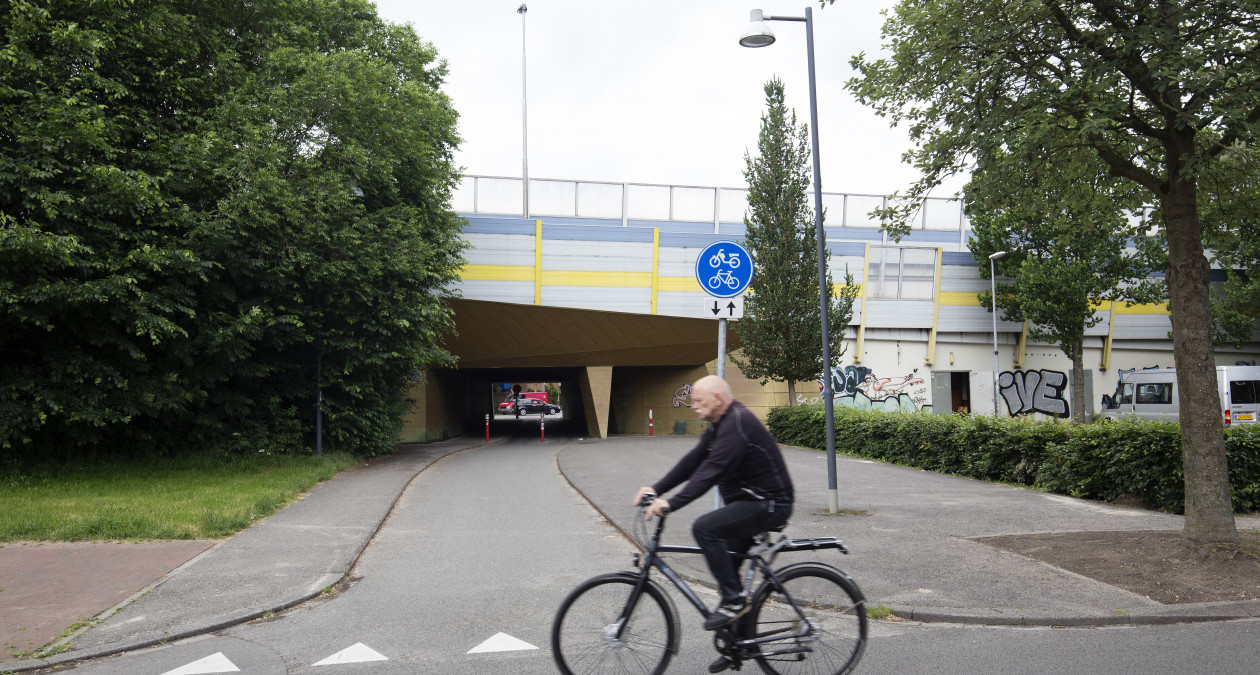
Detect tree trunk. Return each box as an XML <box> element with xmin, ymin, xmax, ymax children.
<box><xmin>787</xmin><ymin>380</ymin><xmax>797</xmax><ymax>406</ymax></box>
<box><xmin>1163</xmin><ymin>183</ymin><xmax>1238</xmax><ymax>543</ymax></box>
<box><xmin>1071</xmin><ymin>338</ymin><xmax>1086</xmax><ymax>424</ymax></box>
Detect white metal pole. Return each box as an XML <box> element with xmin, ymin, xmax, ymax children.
<box><xmin>989</xmin><ymin>251</ymin><xmax>1007</xmax><ymax>416</ymax></box>
<box><xmin>992</xmin><ymin>259</ymin><xmax>999</xmax><ymax>416</ymax></box>
<box><xmin>715</xmin><ymin>317</ymin><xmax>727</xmax><ymax>510</ymax></box>
<box><xmin>518</xmin><ymin>4</ymin><xmax>530</xmax><ymax>219</ymax></box>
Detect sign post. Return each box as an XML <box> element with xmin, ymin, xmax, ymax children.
<box><xmin>485</xmin><ymin>413</ymin><xmax>489</xmax><ymax>442</ymax></box>
<box><xmin>648</xmin><ymin>408</ymin><xmax>654</xmax><ymax>436</ymax></box>
<box><xmin>696</xmin><ymin>240</ymin><xmax>753</xmax><ymax>509</ymax></box>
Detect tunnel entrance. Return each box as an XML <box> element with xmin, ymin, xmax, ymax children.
<box><xmin>455</xmin><ymin>367</ymin><xmax>589</xmax><ymax>440</ymax></box>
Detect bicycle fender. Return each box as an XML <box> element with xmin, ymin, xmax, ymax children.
<box><xmin>771</xmin><ymin>561</ymin><xmax>863</xmax><ymax>590</ymax></box>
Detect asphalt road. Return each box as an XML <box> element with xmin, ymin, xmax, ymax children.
<box><xmin>42</xmin><ymin>432</ymin><xmax>721</xmax><ymax>673</ymax></box>
<box><xmin>33</xmin><ymin>428</ymin><xmax>1260</xmax><ymax>674</ymax></box>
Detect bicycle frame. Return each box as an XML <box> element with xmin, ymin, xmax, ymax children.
<box><xmin>615</xmin><ymin>510</ymin><xmax>851</xmax><ymax>656</ymax></box>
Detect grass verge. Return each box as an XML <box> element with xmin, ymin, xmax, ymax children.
<box><xmin>0</xmin><ymin>452</ymin><xmax>361</xmax><ymax>541</ymax></box>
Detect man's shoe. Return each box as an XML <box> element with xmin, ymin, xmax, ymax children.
<box><xmin>708</xmin><ymin>655</ymin><xmax>734</xmax><ymax>673</ymax></box>
<box><xmin>703</xmin><ymin>598</ymin><xmax>749</xmax><ymax>631</ymax></box>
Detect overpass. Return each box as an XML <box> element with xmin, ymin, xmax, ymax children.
<box><xmin>401</xmin><ymin>175</ymin><xmax>1239</xmax><ymax>442</ymax></box>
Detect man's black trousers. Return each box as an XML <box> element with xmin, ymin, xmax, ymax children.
<box><xmin>691</xmin><ymin>499</ymin><xmax>792</xmax><ymax>604</ymax></box>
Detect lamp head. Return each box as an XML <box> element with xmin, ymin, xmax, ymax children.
<box><xmin>517</xmin><ymin>4</ymin><xmax>527</xmax><ymax>14</ymax></box>
<box><xmin>988</xmin><ymin>250</ymin><xmax>1008</xmax><ymax>261</ymax></box>
<box><xmin>740</xmin><ymin>9</ymin><xmax>775</xmax><ymax>47</ymax></box>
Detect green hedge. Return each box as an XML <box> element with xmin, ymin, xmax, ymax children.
<box><xmin>767</xmin><ymin>405</ymin><xmax>1260</xmax><ymax>514</ymax></box>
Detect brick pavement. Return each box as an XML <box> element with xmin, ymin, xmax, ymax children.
<box><xmin>0</xmin><ymin>541</ymin><xmax>213</xmax><ymax>662</ymax></box>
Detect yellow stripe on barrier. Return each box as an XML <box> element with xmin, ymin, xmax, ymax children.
<box><xmin>541</xmin><ymin>270</ymin><xmax>654</xmax><ymax>287</ymax></box>
<box><xmin>1112</xmin><ymin>301</ymin><xmax>1170</xmax><ymax>314</ymax></box>
<box><xmin>651</xmin><ymin>229</ymin><xmax>660</xmax><ymax>315</ymax></box>
<box><xmin>658</xmin><ymin>276</ymin><xmax>704</xmax><ymax>293</ymax></box>
<box><xmin>534</xmin><ymin>220</ymin><xmax>543</xmax><ymax>305</ymax></box>
<box><xmin>459</xmin><ymin>264</ymin><xmax>535</xmax><ymax>282</ymax></box>
<box><xmin>938</xmin><ymin>291</ymin><xmax>983</xmax><ymax>306</ymax></box>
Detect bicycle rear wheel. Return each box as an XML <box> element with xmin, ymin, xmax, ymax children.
<box><xmin>745</xmin><ymin>564</ymin><xmax>868</xmax><ymax>675</ymax></box>
<box><xmin>551</xmin><ymin>573</ymin><xmax>676</xmax><ymax>675</ymax></box>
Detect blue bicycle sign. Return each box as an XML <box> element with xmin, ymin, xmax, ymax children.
<box><xmin>695</xmin><ymin>241</ymin><xmax>753</xmax><ymax>298</ymax></box>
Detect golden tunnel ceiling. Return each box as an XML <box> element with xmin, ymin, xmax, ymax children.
<box><xmin>445</xmin><ymin>299</ymin><xmax>740</xmax><ymax>369</ymax></box>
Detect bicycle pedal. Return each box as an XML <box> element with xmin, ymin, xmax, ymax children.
<box><xmin>708</xmin><ymin>655</ymin><xmax>735</xmax><ymax>673</ymax></box>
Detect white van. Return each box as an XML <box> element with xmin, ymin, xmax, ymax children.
<box><xmin>1100</xmin><ymin>366</ymin><xmax>1260</xmax><ymax>425</ymax></box>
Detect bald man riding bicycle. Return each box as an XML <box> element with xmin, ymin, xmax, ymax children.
<box><xmin>633</xmin><ymin>375</ymin><xmax>795</xmax><ymax>631</ymax></box>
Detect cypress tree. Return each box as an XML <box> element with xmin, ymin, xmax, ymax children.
<box><xmin>732</xmin><ymin>78</ymin><xmax>857</xmax><ymax>405</ymax></box>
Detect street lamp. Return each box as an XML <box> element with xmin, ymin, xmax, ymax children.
<box><xmin>518</xmin><ymin>4</ymin><xmax>530</xmax><ymax>218</ymax></box>
<box><xmin>989</xmin><ymin>250</ymin><xmax>1007</xmax><ymax>416</ymax></box>
<box><xmin>740</xmin><ymin>7</ymin><xmax>840</xmax><ymax>514</ymax></box>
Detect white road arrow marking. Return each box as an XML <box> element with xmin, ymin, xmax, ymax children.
<box><xmin>160</xmin><ymin>652</ymin><xmax>240</xmax><ymax>675</ymax></box>
<box><xmin>312</xmin><ymin>642</ymin><xmax>389</xmax><ymax>666</ymax></box>
<box><xmin>467</xmin><ymin>632</ymin><xmax>539</xmax><ymax>654</ymax></box>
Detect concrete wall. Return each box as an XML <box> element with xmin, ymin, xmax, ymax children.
<box><xmin>604</xmin><ymin>355</ymin><xmax>826</xmax><ymax>436</ymax></box>
<box><xmin>608</xmin><ymin>365</ymin><xmax>710</xmax><ymax>436</ymax></box>
<box><xmin>399</xmin><ymin>370</ymin><xmax>465</xmax><ymax>443</ymax></box>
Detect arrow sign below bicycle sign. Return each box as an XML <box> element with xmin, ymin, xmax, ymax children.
<box><xmin>703</xmin><ymin>297</ymin><xmax>743</xmax><ymax>319</ymax></box>
<box><xmin>695</xmin><ymin>240</ymin><xmax>753</xmax><ymax>298</ymax></box>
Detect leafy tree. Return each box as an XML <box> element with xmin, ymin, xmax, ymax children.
<box><xmin>1199</xmin><ymin>152</ymin><xmax>1260</xmax><ymax>347</ymax></box>
<box><xmin>967</xmin><ymin>144</ymin><xmax>1165</xmax><ymax>423</ymax></box>
<box><xmin>732</xmin><ymin>78</ymin><xmax>858</xmax><ymax>404</ymax></box>
<box><xmin>545</xmin><ymin>383</ymin><xmax>562</xmax><ymax>408</ymax></box>
<box><xmin>0</xmin><ymin>0</ymin><xmax>464</xmax><ymax>464</ymax></box>
<box><xmin>839</xmin><ymin>0</ymin><xmax>1260</xmax><ymax>542</ymax></box>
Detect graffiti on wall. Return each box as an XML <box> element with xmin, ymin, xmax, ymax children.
<box><xmin>672</xmin><ymin>384</ymin><xmax>693</xmax><ymax>408</ymax></box>
<box><xmin>999</xmin><ymin>369</ymin><xmax>1069</xmax><ymax>417</ymax></box>
<box><xmin>817</xmin><ymin>366</ymin><xmax>931</xmax><ymax>413</ymax></box>
<box><xmin>796</xmin><ymin>393</ymin><xmax>821</xmax><ymax>405</ymax></box>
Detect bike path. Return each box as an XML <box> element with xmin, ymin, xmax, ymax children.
<box><xmin>557</xmin><ymin>436</ymin><xmax>1260</xmax><ymax>627</ymax></box>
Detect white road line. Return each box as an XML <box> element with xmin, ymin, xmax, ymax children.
<box><xmin>312</xmin><ymin>642</ymin><xmax>389</xmax><ymax>666</ymax></box>
<box><xmin>467</xmin><ymin>632</ymin><xmax>540</xmax><ymax>654</ymax></box>
<box><xmin>159</xmin><ymin>652</ymin><xmax>240</xmax><ymax>675</ymax></box>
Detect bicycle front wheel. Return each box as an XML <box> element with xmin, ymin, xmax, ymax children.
<box><xmin>551</xmin><ymin>573</ymin><xmax>676</xmax><ymax>675</ymax></box>
<box><xmin>746</xmin><ymin>564</ymin><xmax>868</xmax><ymax>675</ymax></box>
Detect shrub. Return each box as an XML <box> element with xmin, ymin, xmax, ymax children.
<box><xmin>768</xmin><ymin>404</ymin><xmax>1260</xmax><ymax>514</ymax></box>
<box><xmin>771</xmin><ymin>405</ymin><xmax>1066</xmax><ymax>486</ymax></box>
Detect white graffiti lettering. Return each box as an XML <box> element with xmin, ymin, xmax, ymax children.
<box><xmin>672</xmin><ymin>384</ymin><xmax>693</xmax><ymax>408</ymax></box>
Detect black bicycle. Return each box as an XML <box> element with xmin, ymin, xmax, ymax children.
<box><xmin>551</xmin><ymin>497</ymin><xmax>868</xmax><ymax>674</ymax></box>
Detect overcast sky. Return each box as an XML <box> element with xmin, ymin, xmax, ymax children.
<box><xmin>371</xmin><ymin>1</ymin><xmax>964</xmax><ymax>197</ymax></box>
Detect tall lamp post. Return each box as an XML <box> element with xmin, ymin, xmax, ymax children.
<box><xmin>989</xmin><ymin>250</ymin><xmax>1007</xmax><ymax>416</ymax></box>
<box><xmin>517</xmin><ymin>4</ymin><xmax>530</xmax><ymax>218</ymax></box>
<box><xmin>740</xmin><ymin>7</ymin><xmax>839</xmax><ymax>514</ymax></box>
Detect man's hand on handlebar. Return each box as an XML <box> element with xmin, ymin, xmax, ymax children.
<box><xmin>632</xmin><ymin>487</ymin><xmax>670</xmax><ymax>519</ymax></box>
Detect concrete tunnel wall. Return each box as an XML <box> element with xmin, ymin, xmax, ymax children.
<box><xmin>397</xmin><ymin>354</ymin><xmax>827</xmax><ymax>444</ymax></box>
<box><xmin>401</xmin><ymin>368</ymin><xmax>596</xmax><ymax>442</ymax></box>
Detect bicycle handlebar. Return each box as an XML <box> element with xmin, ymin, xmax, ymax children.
<box><xmin>637</xmin><ymin>494</ymin><xmax>670</xmax><ymax>517</ymax></box>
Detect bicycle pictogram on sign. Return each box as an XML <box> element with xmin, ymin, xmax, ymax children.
<box><xmin>695</xmin><ymin>241</ymin><xmax>753</xmax><ymax>299</ymax></box>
